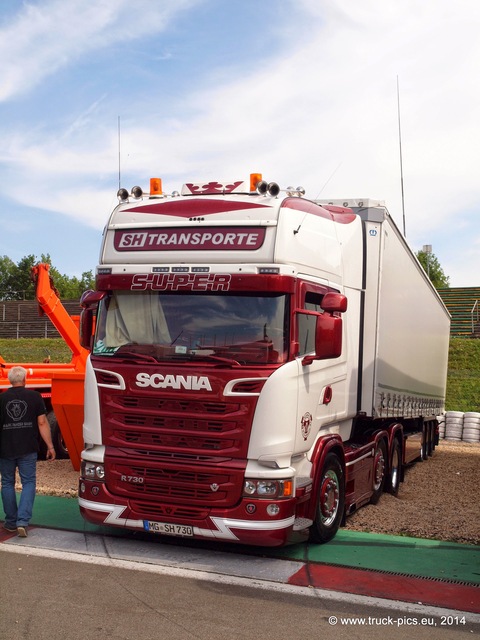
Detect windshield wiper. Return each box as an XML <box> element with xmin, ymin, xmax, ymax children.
<box><xmin>188</xmin><ymin>348</ymin><xmax>241</xmax><ymax>366</ymax></box>
<box><xmin>115</xmin><ymin>351</ymin><xmax>159</xmax><ymax>363</ymax></box>
<box><xmin>197</xmin><ymin>353</ymin><xmax>241</xmax><ymax>367</ymax></box>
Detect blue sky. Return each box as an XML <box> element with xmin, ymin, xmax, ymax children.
<box><xmin>0</xmin><ymin>0</ymin><xmax>479</xmax><ymax>286</ymax></box>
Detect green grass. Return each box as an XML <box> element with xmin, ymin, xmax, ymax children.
<box><xmin>0</xmin><ymin>338</ymin><xmax>73</xmax><ymax>364</ymax></box>
<box><xmin>1</xmin><ymin>337</ymin><xmax>479</xmax><ymax>412</ymax></box>
<box><xmin>446</xmin><ymin>338</ymin><xmax>480</xmax><ymax>412</ymax></box>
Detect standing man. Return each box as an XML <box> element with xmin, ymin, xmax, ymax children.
<box><xmin>0</xmin><ymin>366</ymin><xmax>56</xmax><ymax>537</ymax></box>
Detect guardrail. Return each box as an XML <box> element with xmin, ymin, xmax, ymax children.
<box><xmin>0</xmin><ymin>321</ymin><xmax>62</xmax><ymax>339</ymax></box>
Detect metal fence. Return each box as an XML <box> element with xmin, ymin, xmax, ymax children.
<box><xmin>0</xmin><ymin>321</ymin><xmax>63</xmax><ymax>339</ymax></box>
<box><xmin>0</xmin><ymin>300</ymin><xmax>81</xmax><ymax>339</ymax></box>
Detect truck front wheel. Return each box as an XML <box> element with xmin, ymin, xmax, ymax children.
<box><xmin>309</xmin><ymin>452</ymin><xmax>345</xmax><ymax>544</ymax></box>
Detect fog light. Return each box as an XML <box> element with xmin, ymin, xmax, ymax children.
<box><xmin>267</xmin><ymin>504</ymin><xmax>280</xmax><ymax>516</ymax></box>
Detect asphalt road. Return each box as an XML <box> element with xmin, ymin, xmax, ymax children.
<box><xmin>1</xmin><ymin>549</ymin><xmax>478</xmax><ymax>640</ymax></box>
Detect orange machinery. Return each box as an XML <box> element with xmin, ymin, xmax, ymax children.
<box><xmin>0</xmin><ymin>263</ymin><xmax>88</xmax><ymax>470</ymax></box>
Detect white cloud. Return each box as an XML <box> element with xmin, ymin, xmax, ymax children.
<box><xmin>0</xmin><ymin>0</ymin><xmax>479</xmax><ymax>285</ymax></box>
<box><xmin>0</xmin><ymin>0</ymin><xmax>201</xmax><ymax>101</ymax></box>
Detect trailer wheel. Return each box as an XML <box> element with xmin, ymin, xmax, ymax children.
<box><xmin>421</xmin><ymin>425</ymin><xmax>429</xmax><ymax>460</ymax></box>
<box><xmin>386</xmin><ymin>438</ymin><xmax>401</xmax><ymax>496</ymax></box>
<box><xmin>309</xmin><ymin>452</ymin><xmax>345</xmax><ymax>544</ymax></box>
<box><xmin>428</xmin><ymin>423</ymin><xmax>435</xmax><ymax>456</ymax></box>
<box><xmin>47</xmin><ymin>411</ymin><xmax>69</xmax><ymax>459</ymax></box>
<box><xmin>370</xmin><ymin>440</ymin><xmax>387</xmax><ymax>504</ymax></box>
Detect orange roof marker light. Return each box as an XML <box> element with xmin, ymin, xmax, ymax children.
<box><xmin>150</xmin><ymin>177</ymin><xmax>163</xmax><ymax>196</ymax></box>
<box><xmin>250</xmin><ymin>173</ymin><xmax>262</xmax><ymax>192</ymax></box>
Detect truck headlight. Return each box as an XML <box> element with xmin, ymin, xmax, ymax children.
<box><xmin>244</xmin><ymin>480</ymin><xmax>256</xmax><ymax>495</ymax></box>
<box><xmin>242</xmin><ymin>478</ymin><xmax>293</xmax><ymax>499</ymax></box>
<box><xmin>82</xmin><ymin>461</ymin><xmax>105</xmax><ymax>481</ymax></box>
<box><xmin>257</xmin><ymin>480</ymin><xmax>278</xmax><ymax>496</ymax></box>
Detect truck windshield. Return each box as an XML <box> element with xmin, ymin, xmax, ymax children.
<box><xmin>93</xmin><ymin>291</ymin><xmax>288</xmax><ymax>365</ymax></box>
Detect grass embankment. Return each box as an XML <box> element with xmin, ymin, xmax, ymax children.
<box><xmin>446</xmin><ymin>338</ymin><xmax>480</xmax><ymax>412</ymax></box>
<box><xmin>0</xmin><ymin>338</ymin><xmax>72</xmax><ymax>364</ymax></box>
<box><xmin>1</xmin><ymin>337</ymin><xmax>479</xmax><ymax>412</ymax></box>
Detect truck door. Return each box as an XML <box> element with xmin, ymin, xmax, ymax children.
<box><xmin>294</xmin><ymin>283</ymin><xmax>348</xmax><ymax>451</ymax></box>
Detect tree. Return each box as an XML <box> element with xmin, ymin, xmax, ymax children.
<box><xmin>416</xmin><ymin>250</ymin><xmax>450</xmax><ymax>289</ymax></box>
<box><xmin>0</xmin><ymin>256</ymin><xmax>17</xmax><ymax>300</ymax></box>
<box><xmin>0</xmin><ymin>254</ymin><xmax>95</xmax><ymax>300</ymax></box>
<box><xmin>48</xmin><ymin>267</ymin><xmax>95</xmax><ymax>298</ymax></box>
<box><xmin>0</xmin><ymin>254</ymin><xmax>37</xmax><ymax>300</ymax></box>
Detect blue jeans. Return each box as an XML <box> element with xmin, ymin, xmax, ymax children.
<box><xmin>0</xmin><ymin>452</ymin><xmax>37</xmax><ymax>528</ymax></box>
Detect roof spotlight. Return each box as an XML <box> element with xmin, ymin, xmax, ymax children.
<box><xmin>267</xmin><ymin>182</ymin><xmax>280</xmax><ymax>197</ymax></box>
<box><xmin>296</xmin><ymin>186</ymin><xmax>305</xmax><ymax>196</ymax></box>
<box><xmin>256</xmin><ymin>180</ymin><xmax>268</xmax><ymax>195</ymax></box>
<box><xmin>117</xmin><ymin>188</ymin><xmax>129</xmax><ymax>202</ymax></box>
<box><xmin>131</xmin><ymin>186</ymin><xmax>143</xmax><ymax>198</ymax></box>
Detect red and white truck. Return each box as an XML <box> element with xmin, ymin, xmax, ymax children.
<box><xmin>78</xmin><ymin>175</ymin><xmax>450</xmax><ymax>546</ymax></box>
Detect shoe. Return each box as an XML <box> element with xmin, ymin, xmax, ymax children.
<box><xmin>3</xmin><ymin>524</ymin><xmax>17</xmax><ymax>533</ymax></box>
<box><xmin>17</xmin><ymin>526</ymin><xmax>28</xmax><ymax>538</ymax></box>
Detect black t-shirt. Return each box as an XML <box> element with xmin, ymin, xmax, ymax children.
<box><xmin>0</xmin><ymin>387</ymin><xmax>47</xmax><ymax>458</ymax></box>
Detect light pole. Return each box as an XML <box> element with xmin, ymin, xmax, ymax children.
<box><xmin>422</xmin><ymin>244</ymin><xmax>432</xmax><ymax>278</ymax></box>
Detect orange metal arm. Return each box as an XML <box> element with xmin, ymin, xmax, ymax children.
<box><xmin>31</xmin><ymin>263</ymin><xmax>89</xmax><ymax>373</ymax></box>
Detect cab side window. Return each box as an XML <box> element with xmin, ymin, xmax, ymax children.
<box><xmin>298</xmin><ymin>291</ymin><xmax>324</xmax><ymax>356</ymax></box>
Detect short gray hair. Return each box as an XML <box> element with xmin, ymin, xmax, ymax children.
<box><xmin>8</xmin><ymin>366</ymin><xmax>27</xmax><ymax>385</ymax></box>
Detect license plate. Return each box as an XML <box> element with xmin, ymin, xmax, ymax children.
<box><xmin>144</xmin><ymin>521</ymin><xmax>194</xmax><ymax>537</ymax></box>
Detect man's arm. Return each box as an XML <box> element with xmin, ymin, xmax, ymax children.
<box><xmin>38</xmin><ymin>414</ymin><xmax>56</xmax><ymax>460</ymax></box>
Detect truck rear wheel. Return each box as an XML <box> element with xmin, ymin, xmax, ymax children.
<box><xmin>309</xmin><ymin>452</ymin><xmax>345</xmax><ymax>544</ymax></box>
<box><xmin>386</xmin><ymin>437</ymin><xmax>401</xmax><ymax>496</ymax></box>
<box><xmin>370</xmin><ymin>440</ymin><xmax>387</xmax><ymax>504</ymax></box>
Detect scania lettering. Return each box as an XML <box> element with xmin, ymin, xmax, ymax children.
<box><xmin>135</xmin><ymin>373</ymin><xmax>213</xmax><ymax>391</ymax></box>
<box><xmin>78</xmin><ymin>174</ymin><xmax>450</xmax><ymax>547</ymax></box>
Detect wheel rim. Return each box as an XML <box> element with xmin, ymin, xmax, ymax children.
<box><xmin>373</xmin><ymin>447</ymin><xmax>386</xmax><ymax>491</ymax></box>
<box><xmin>320</xmin><ymin>470</ymin><xmax>340</xmax><ymax>526</ymax></box>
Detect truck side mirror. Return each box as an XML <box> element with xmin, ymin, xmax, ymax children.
<box><xmin>320</xmin><ymin>291</ymin><xmax>348</xmax><ymax>314</ymax></box>
<box><xmin>79</xmin><ymin>290</ymin><xmax>105</xmax><ymax>350</ymax></box>
<box><xmin>302</xmin><ymin>293</ymin><xmax>347</xmax><ymax>366</ymax></box>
